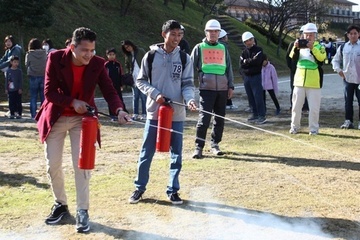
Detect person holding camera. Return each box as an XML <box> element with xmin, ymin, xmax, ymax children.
<box><xmin>288</xmin><ymin>23</ymin><xmax>326</xmax><ymax>135</ymax></box>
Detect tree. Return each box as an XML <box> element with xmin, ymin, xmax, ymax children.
<box><xmin>195</xmin><ymin>0</ymin><xmax>224</xmax><ymax>24</ymax></box>
<box><xmin>246</xmin><ymin>0</ymin><xmax>331</xmax><ymax>56</ymax></box>
<box><xmin>120</xmin><ymin>0</ymin><xmax>133</xmax><ymax>16</ymax></box>
<box><xmin>180</xmin><ymin>0</ymin><xmax>189</xmax><ymax>10</ymax></box>
<box><xmin>0</xmin><ymin>0</ymin><xmax>55</xmax><ymax>45</ymax></box>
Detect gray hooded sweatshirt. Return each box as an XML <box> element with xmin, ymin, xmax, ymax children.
<box><xmin>25</xmin><ymin>49</ymin><xmax>47</xmax><ymax>76</ymax></box>
<box><xmin>136</xmin><ymin>44</ymin><xmax>195</xmax><ymax>121</ymax></box>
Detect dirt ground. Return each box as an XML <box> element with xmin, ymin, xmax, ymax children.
<box><xmin>1</xmin><ymin>73</ymin><xmax>358</xmax><ymax>240</ymax></box>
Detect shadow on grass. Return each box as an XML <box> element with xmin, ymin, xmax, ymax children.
<box><xmin>48</xmin><ymin>212</ymin><xmax>176</xmax><ymax>239</ymax></box>
<box><xmin>142</xmin><ymin>199</ymin><xmax>359</xmax><ymax>239</ymax></box>
<box><xmin>90</xmin><ymin>222</ymin><xmax>177</xmax><ymax>240</ymax></box>
<box><xmin>222</xmin><ymin>152</ymin><xmax>360</xmax><ymax>171</ymax></box>
<box><xmin>0</xmin><ymin>171</ymin><xmax>49</xmax><ymax>189</ymax></box>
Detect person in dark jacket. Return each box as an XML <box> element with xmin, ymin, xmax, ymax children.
<box><xmin>178</xmin><ymin>25</ymin><xmax>190</xmax><ymax>54</ymax></box>
<box><xmin>240</xmin><ymin>31</ymin><xmax>266</xmax><ymax>124</ymax></box>
<box><xmin>105</xmin><ymin>47</ymin><xmax>128</xmax><ymax>115</ymax></box>
<box><xmin>286</xmin><ymin>26</ymin><xmax>309</xmax><ymax>112</ymax></box>
<box><xmin>35</xmin><ymin>27</ymin><xmax>129</xmax><ymax>233</ymax></box>
<box><xmin>0</xmin><ymin>35</ymin><xmax>22</xmax><ymax>74</ymax></box>
<box><xmin>5</xmin><ymin>56</ymin><xmax>23</xmax><ymax>119</ymax></box>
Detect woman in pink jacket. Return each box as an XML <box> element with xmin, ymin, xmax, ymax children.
<box><xmin>262</xmin><ymin>54</ymin><xmax>281</xmax><ymax>115</ymax></box>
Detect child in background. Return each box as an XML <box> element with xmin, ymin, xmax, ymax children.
<box><xmin>261</xmin><ymin>54</ymin><xmax>281</xmax><ymax>115</ymax></box>
<box><xmin>5</xmin><ymin>55</ymin><xmax>23</xmax><ymax>119</ymax></box>
<box><xmin>104</xmin><ymin>48</ymin><xmax>128</xmax><ymax>116</ymax></box>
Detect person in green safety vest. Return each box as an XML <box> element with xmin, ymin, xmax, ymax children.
<box><xmin>190</xmin><ymin>19</ymin><xmax>234</xmax><ymax>159</ymax></box>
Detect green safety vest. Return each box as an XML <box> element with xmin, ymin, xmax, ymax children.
<box><xmin>200</xmin><ymin>42</ymin><xmax>226</xmax><ymax>75</ymax></box>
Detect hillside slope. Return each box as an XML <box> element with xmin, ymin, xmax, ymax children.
<box><xmin>0</xmin><ymin>0</ymin><xmax>289</xmax><ymax>101</ymax></box>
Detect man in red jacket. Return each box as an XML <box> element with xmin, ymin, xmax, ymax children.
<box><xmin>35</xmin><ymin>27</ymin><xmax>129</xmax><ymax>233</ymax></box>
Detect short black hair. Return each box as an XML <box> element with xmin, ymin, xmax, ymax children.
<box><xmin>28</xmin><ymin>38</ymin><xmax>42</xmax><ymax>51</ymax></box>
<box><xmin>65</xmin><ymin>38</ymin><xmax>71</xmax><ymax>47</ymax></box>
<box><xmin>346</xmin><ymin>24</ymin><xmax>360</xmax><ymax>33</ymax></box>
<box><xmin>121</xmin><ymin>40</ymin><xmax>138</xmax><ymax>56</ymax></box>
<box><xmin>72</xmin><ymin>27</ymin><xmax>96</xmax><ymax>46</ymax></box>
<box><xmin>4</xmin><ymin>35</ymin><xmax>16</xmax><ymax>50</ymax></box>
<box><xmin>42</xmin><ymin>38</ymin><xmax>54</xmax><ymax>49</ymax></box>
<box><xmin>162</xmin><ymin>20</ymin><xmax>181</xmax><ymax>33</ymax></box>
<box><xmin>106</xmin><ymin>48</ymin><xmax>116</xmax><ymax>54</ymax></box>
<box><xmin>10</xmin><ymin>55</ymin><xmax>19</xmax><ymax>61</ymax></box>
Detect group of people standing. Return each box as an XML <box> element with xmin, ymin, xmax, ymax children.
<box><xmin>3</xmin><ymin>18</ymin><xmax>357</xmax><ymax>235</ymax></box>
<box><xmin>1</xmin><ymin>36</ymin><xmax>57</xmax><ymax>119</ymax></box>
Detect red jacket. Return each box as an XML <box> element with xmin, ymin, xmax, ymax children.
<box><xmin>36</xmin><ymin>48</ymin><xmax>124</xmax><ymax>144</ymax></box>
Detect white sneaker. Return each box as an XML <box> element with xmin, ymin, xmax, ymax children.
<box><xmin>309</xmin><ymin>131</ymin><xmax>318</xmax><ymax>135</ymax></box>
<box><xmin>289</xmin><ymin>127</ymin><xmax>298</xmax><ymax>134</ymax></box>
<box><xmin>131</xmin><ymin>114</ymin><xmax>139</xmax><ymax>120</ymax></box>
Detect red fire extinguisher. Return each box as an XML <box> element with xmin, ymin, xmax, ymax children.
<box><xmin>78</xmin><ymin>115</ymin><xmax>98</xmax><ymax>169</ymax></box>
<box><xmin>156</xmin><ymin>103</ymin><xmax>174</xmax><ymax>152</ymax></box>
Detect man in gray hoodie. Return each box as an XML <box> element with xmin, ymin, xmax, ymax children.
<box><xmin>128</xmin><ymin>19</ymin><xmax>197</xmax><ymax>205</ymax></box>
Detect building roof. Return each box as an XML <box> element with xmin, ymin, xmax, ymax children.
<box><xmin>333</xmin><ymin>0</ymin><xmax>357</xmax><ymax>6</ymax></box>
<box><xmin>224</xmin><ymin>0</ymin><xmax>265</xmax><ymax>8</ymax></box>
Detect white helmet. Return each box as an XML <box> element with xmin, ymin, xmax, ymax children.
<box><xmin>242</xmin><ymin>31</ymin><xmax>254</xmax><ymax>42</ymax></box>
<box><xmin>180</xmin><ymin>25</ymin><xmax>185</xmax><ymax>31</ymax></box>
<box><xmin>219</xmin><ymin>29</ymin><xmax>227</xmax><ymax>39</ymax></box>
<box><xmin>302</xmin><ymin>23</ymin><xmax>317</xmax><ymax>33</ymax></box>
<box><xmin>205</xmin><ymin>19</ymin><xmax>221</xmax><ymax>31</ymax></box>
<box><xmin>299</xmin><ymin>25</ymin><xmax>305</xmax><ymax>33</ymax></box>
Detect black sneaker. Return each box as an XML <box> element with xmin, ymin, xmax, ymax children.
<box><xmin>128</xmin><ymin>190</ymin><xmax>144</xmax><ymax>204</ymax></box>
<box><xmin>45</xmin><ymin>202</ymin><xmax>69</xmax><ymax>224</ymax></box>
<box><xmin>211</xmin><ymin>144</ymin><xmax>224</xmax><ymax>156</ymax></box>
<box><xmin>168</xmin><ymin>193</ymin><xmax>183</xmax><ymax>205</ymax></box>
<box><xmin>76</xmin><ymin>209</ymin><xmax>90</xmax><ymax>233</ymax></box>
<box><xmin>192</xmin><ymin>148</ymin><xmax>203</xmax><ymax>159</ymax></box>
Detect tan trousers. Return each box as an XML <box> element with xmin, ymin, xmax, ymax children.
<box><xmin>44</xmin><ymin>116</ymin><xmax>91</xmax><ymax>210</ymax></box>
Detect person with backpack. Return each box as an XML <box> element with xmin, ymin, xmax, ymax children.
<box><xmin>128</xmin><ymin>20</ymin><xmax>197</xmax><ymax>205</ymax></box>
<box><xmin>288</xmin><ymin>23</ymin><xmax>326</xmax><ymax>135</ymax></box>
<box><xmin>332</xmin><ymin>24</ymin><xmax>360</xmax><ymax>129</ymax></box>
<box><xmin>191</xmin><ymin>19</ymin><xmax>234</xmax><ymax>158</ymax></box>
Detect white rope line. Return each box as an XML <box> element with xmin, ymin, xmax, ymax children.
<box><xmin>125</xmin><ymin>101</ymin><xmax>360</xmax><ymax>224</ymax></box>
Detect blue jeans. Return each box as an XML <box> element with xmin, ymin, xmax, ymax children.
<box><xmin>134</xmin><ymin>120</ymin><xmax>183</xmax><ymax>195</ymax></box>
<box><xmin>343</xmin><ymin>80</ymin><xmax>360</xmax><ymax>122</ymax></box>
<box><xmin>30</xmin><ymin>76</ymin><xmax>44</xmax><ymax>118</ymax></box>
<box><xmin>132</xmin><ymin>86</ymin><xmax>146</xmax><ymax>115</ymax></box>
<box><xmin>243</xmin><ymin>74</ymin><xmax>266</xmax><ymax>118</ymax></box>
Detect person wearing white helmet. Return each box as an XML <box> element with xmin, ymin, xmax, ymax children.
<box><xmin>219</xmin><ymin>29</ymin><xmax>228</xmax><ymax>42</ymax></box>
<box><xmin>240</xmin><ymin>31</ymin><xmax>266</xmax><ymax>124</ymax></box>
<box><xmin>286</xmin><ymin>25</ymin><xmax>309</xmax><ymax>112</ymax></box>
<box><xmin>190</xmin><ymin>19</ymin><xmax>234</xmax><ymax>158</ymax></box>
<box><xmin>218</xmin><ymin>29</ymin><xmax>237</xmax><ymax>110</ymax></box>
<box><xmin>289</xmin><ymin>22</ymin><xmax>326</xmax><ymax>135</ymax></box>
